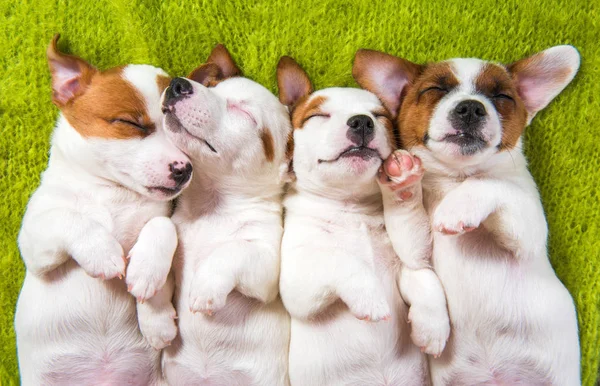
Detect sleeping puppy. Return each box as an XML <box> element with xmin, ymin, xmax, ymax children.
<box><xmin>278</xmin><ymin>56</ymin><xmax>450</xmax><ymax>386</ymax></box>
<box><xmin>353</xmin><ymin>47</ymin><xmax>581</xmax><ymax>385</ymax></box>
<box><xmin>15</xmin><ymin>35</ymin><xmax>191</xmax><ymax>385</ymax></box>
<box><xmin>160</xmin><ymin>45</ymin><xmax>292</xmax><ymax>385</ymax></box>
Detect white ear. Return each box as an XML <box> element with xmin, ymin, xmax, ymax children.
<box><xmin>508</xmin><ymin>45</ymin><xmax>580</xmax><ymax>123</ymax></box>
<box><xmin>352</xmin><ymin>49</ymin><xmax>422</xmax><ymax>118</ymax></box>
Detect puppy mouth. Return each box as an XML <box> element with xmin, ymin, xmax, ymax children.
<box><xmin>318</xmin><ymin>146</ymin><xmax>381</xmax><ymax>164</ymax></box>
<box><xmin>164</xmin><ymin>112</ymin><xmax>218</xmax><ymax>154</ymax></box>
<box><xmin>146</xmin><ymin>186</ymin><xmax>182</xmax><ymax>196</ymax></box>
<box><xmin>442</xmin><ymin>132</ymin><xmax>487</xmax><ymax>155</ymax></box>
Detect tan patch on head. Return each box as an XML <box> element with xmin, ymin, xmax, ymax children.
<box><xmin>62</xmin><ymin>67</ymin><xmax>154</xmax><ymax>139</ymax></box>
<box><xmin>261</xmin><ymin>129</ymin><xmax>275</xmax><ymax>162</ymax></box>
<box><xmin>372</xmin><ymin>107</ymin><xmax>397</xmax><ymax>149</ymax></box>
<box><xmin>290</xmin><ymin>95</ymin><xmax>328</xmax><ymax>129</ymax></box>
<box><xmin>475</xmin><ymin>63</ymin><xmax>528</xmax><ymax>150</ymax></box>
<box><xmin>398</xmin><ymin>62</ymin><xmax>459</xmax><ymax>149</ymax></box>
<box><xmin>156</xmin><ymin>74</ymin><xmax>171</xmax><ymax>93</ymax></box>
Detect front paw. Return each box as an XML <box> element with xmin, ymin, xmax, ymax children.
<box><xmin>340</xmin><ymin>283</ymin><xmax>391</xmax><ymax>322</ymax></box>
<box><xmin>432</xmin><ymin>194</ymin><xmax>488</xmax><ymax>235</ymax></box>
<box><xmin>378</xmin><ymin>150</ymin><xmax>424</xmax><ymax>201</ymax></box>
<box><xmin>126</xmin><ymin>242</ymin><xmax>171</xmax><ymax>302</ymax></box>
<box><xmin>75</xmin><ymin>235</ymin><xmax>125</xmax><ymax>280</ymax></box>
<box><xmin>139</xmin><ymin>307</ymin><xmax>178</xmax><ymax>350</ymax></box>
<box><xmin>408</xmin><ymin>305</ymin><xmax>450</xmax><ymax>357</ymax></box>
<box><xmin>188</xmin><ymin>272</ymin><xmax>235</xmax><ymax>316</ymax></box>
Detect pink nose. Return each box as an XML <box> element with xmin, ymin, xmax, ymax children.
<box><xmin>169</xmin><ymin>161</ymin><xmax>193</xmax><ymax>187</ymax></box>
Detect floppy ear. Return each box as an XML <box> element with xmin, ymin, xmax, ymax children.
<box><xmin>47</xmin><ymin>34</ymin><xmax>97</xmax><ymax>107</ymax></box>
<box><xmin>206</xmin><ymin>44</ymin><xmax>241</xmax><ymax>78</ymax></box>
<box><xmin>188</xmin><ymin>63</ymin><xmax>223</xmax><ymax>86</ymax></box>
<box><xmin>277</xmin><ymin>56</ymin><xmax>312</xmax><ymax>108</ymax></box>
<box><xmin>352</xmin><ymin>49</ymin><xmax>422</xmax><ymax>118</ymax></box>
<box><xmin>508</xmin><ymin>45</ymin><xmax>580</xmax><ymax>123</ymax></box>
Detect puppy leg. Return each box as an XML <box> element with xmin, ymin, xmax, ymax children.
<box><xmin>399</xmin><ymin>267</ymin><xmax>450</xmax><ymax>356</ymax></box>
<box><xmin>126</xmin><ymin>216</ymin><xmax>178</xmax><ymax>302</ymax></box>
<box><xmin>188</xmin><ymin>239</ymin><xmax>280</xmax><ymax>315</ymax></box>
<box><xmin>137</xmin><ymin>273</ymin><xmax>178</xmax><ymax>350</ymax></box>
<box><xmin>18</xmin><ymin>209</ymin><xmax>125</xmax><ymax>278</ymax></box>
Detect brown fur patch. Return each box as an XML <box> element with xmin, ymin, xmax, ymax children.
<box><xmin>372</xmin><ymin>107</ymin><xmax>397</xmax><ymax>149</ymax></box>
<box><xmin>475</xmin><ymin>63</ymin><xmax>528</xmax><ymax>150</ymax></box>
<box><xmin>261</xmin><ymin>129</ymin><xmax>275</xmax><ymax>162</ymax></box>
<box><xmin>61</xmin><ymin>67</ymin><xmax>155</xmax><ymax>139</ymax></box>
<box><xmin>291</xmin><ymin>95</ymin><xmax>328</xmax><ymax>129</ymax></box>
<box><xmin>398</xmin><ymin>62</ymin><xmax>459</xmax><ymax>149</ymax></box>
<box><xmin>156</xmin><ymin>74</ymin><xmax>171</xmax><ymax>93</ymax></box>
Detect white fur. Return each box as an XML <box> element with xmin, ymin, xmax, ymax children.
<box><xmin>161</xmin><ymin>76</ymin><xmax>292</xmax><ymax>385</ymax></box>
<box><xmin>281</xmin><ymin>88</ymin><xmax>442</xmax><ymax>386</ymax></box>
<box><xmin>15</xmin><ymin>64</ymin><xmax>189</xmax><ymax>385</ymax></box>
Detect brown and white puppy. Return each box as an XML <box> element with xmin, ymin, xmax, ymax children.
<box><xmin>354</xmin><ymin>47</ymin><xmax>581</xmax><ymax>385</ymax></box>
<box><xmin>15</xmin><ymin>35</ymin><xmax>190</xmax><ymax>385</ymax></box>
<box><xmin>159</xmin><ymin>45</ymin><xmax>292</xmax><ymax>385</ymax></box>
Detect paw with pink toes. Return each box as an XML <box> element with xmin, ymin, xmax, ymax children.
<box><xmin>378</xmin><ymin>149</ymin><xmax>424</xmax><ymax>201</ymax></box>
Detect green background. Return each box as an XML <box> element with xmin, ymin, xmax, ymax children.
<box><xmin>1</xmin><ymin>0</ymin><xmax>598</xmax><ymax>384</ymax></box>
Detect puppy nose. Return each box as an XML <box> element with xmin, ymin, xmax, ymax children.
<box><xmin>453</xmin><ymin>100</ymin><xmax>487</xmax><ymax>127</ymax></box>
<box><xmin>169</xmin><ymin>161</ymin><xmax>193</xmax><ymax>187</ymax></box>
<box><xmin>346</xmin><ymin>114</ymin><xmax>375</xmax><ymax>145</ymax></box>
<box><xmin>166</xmin><ymin>77</ymin><xmax>193</xmax><ymax>101</ymax></box>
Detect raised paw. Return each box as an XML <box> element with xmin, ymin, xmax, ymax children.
<box><xmin>125</xmin><ymin>242</ymin><xmax>171</xmax><ymax>302</ymax></box>
<box><xmin>378</xmin><ymin>149</ymin><xmax>424</xmax><ymax>200</ymax></box>
<box><xmin>188</xmin><ymin>273</ymin><xmax>235</xmax><ymax>316</ymax></box>
<box><xmin>408</xmin><ymin>305</ymin><xmax>450</xmax><ymax>357</ymax></box>
<box><xmin>77</xmin><ymin>235</ymin><xmax>126</xmax><ymax>280</ymax></box>
<box><xmin>432</xmin><ymin>192</ymin><xmax>489</xmax><ymax>236</ymax></box>
<box><xmin>139</xmin><ymin>308</ymin><xmax>178</xmax><ymax>350</ymax></box>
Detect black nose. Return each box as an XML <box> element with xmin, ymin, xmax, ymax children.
<box><xmin>452</xmin><ymin>100</ymin><xmax>487</xmax><ymax>130</ymax></box>
<box><xmin>165</xmin><ymin>78</ymin><xmax>193</xmax><ymax>101</ymax></box>
<box><xmin>346</xmin><ymin>115</ymin><xmax>375</xmax><ymax>146</ymax></box>
<box><xmin>169</xmin><ymin>162</ymin><xmax>193</xmax><ymax>187</ymax></box>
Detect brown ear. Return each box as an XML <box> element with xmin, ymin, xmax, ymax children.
<box><xmin>188</xmin><ymin>63</ymin><xmax>223</xmax><ymax>86</ymax></box>
<box><xmin>352</xmin><ymin>49</ymin><xmax>422</xmax><ymax>118</ymax></box>
<box><xmin>277</xmin><ymin>56</ymin><xmax>313</xmax><ymax>107</ymax></box>
<box><xmin>47</xmin><ymin>34</ymin><xmax>97</xmax><ymax>107</ymax></box>
<box><xmin>207</xmin><ymin>44</ymin><xmax>241</xmax><ymax>78</ymax></box>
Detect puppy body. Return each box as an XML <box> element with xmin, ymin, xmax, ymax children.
<box><xmin>15</xmin><ymin>37</ymin><xmax>190</xmax><ymax>385</ymax></box>
<box><xmin>354</xmin><ymin>48</ymin><xmax>581</xmax><ymax>385</ymax></box>
<box><xmin>160</xmin><ymin>47</ymin><xmax>291</xmax><ymax>386</ymax></box>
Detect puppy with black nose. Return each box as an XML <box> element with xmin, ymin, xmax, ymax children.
<box><xmin>278</xmin><ymin>57</ymin><xmax>450</xmax><ymax>386</ymax></box>
<box><xmin>158</xmin><ymin>45</ymin><xmax>292</xmax><ymax>385</ymax></box>
<box><xmin>354</xmin><ymin>47</ymin><xmax>581</xmax><ymax>385</ymax></box>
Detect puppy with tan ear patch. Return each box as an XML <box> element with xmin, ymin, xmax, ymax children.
<box><xmin>15</xmin><ymin>35</ymin><xmax>191</xmax><ymax>385</ymax></box>
<box><xmin>354</xmin><ymin>47</ymin><xmax>581</xmax><ymax>385</ymax></box>
<box><xmin>278</xmin><ymin>56</ymin><xmax>449</xmax><ymax>386</ymax></box>
<box><xmin>160</xmin><ymin>45</ymin><xmax>292</xmax><ymax>385</ymax></box>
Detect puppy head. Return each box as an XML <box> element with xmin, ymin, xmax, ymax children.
<box><xmin>162</xmin><ymin>45</ymin><xmax>291</xmax><ymax>181</ymax></box>
<box><xmin>48</xmin><ymin>34</ymin><xmax>192</xmax><ymax>200</ymax></box>
<box><xmin>353</xmin><ymin>47</ymin><xmax>580</xmax><ymax>170</ymax></box>
<box><xmin>277</xmin><ymin>56</ymin><xmax>395</xmax><ymax>195</ymax></box>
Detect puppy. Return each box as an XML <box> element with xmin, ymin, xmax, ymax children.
<box><xmin>278</xmin><ymin>56</ymin><xmax>450</xmax><ymax>386</ymax></box>
<box><xmin>14</xmin><ymin>35</ymin><xmax>191</xmax><ymax>385</ymax></box>
<box><xmin>160</xmin><ymin>45</ymin><xmax>292</xmax><ymax>385</ymax></box>
<box><xmin>354</xmin><ymin>47</ymin><xmax>581</xmax><ymax>385</ymax></box>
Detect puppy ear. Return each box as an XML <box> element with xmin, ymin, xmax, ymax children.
<box><xmin>188</xmin><ymin>63</ymin><xmax>223</xmax><ymax>86</ymax></box>
<box><xmin>206</xmin><ymin>44</ymin><xmax>241</xmax><ymax>78</ymax></box>
<box><xmin>47</xmin><ymin>34</ymin><xmax>97</xmax><ymax>107</ymax></box>
<box><xmin>508</xmin><ymin>45</ymin><xmax>580</xmax><ymax>123</ymax></box>
<box><xmin>277</xmin><ymin>56</ymin><xmax>313</xmax><ymax>107</ymax></box>
<box><xmin>353</xmin><ymin>49</ymin><xmax>422</xmax><ymax>118</ymax></box>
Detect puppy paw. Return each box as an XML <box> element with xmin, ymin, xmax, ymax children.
<box><xmin>188</xmin><ymin>272</ymin><xmax>235</xmax><ymax>316</ymax></box>
<box><xmin>125</xmin><ymin>242</ymin><xmax>171</xmax><ymax>302</ymax></box>
<box><xmin>76</xmin><ymin>235</ymin><xmax>126</xmax><ymax>280</ymax></box>
<box><xmin>341</xmin><ymin>284</ymin><xmax>391</xmax><ymax>322</ymax></box>
<box><xmin>378</xmin><ymin>150</ymin><xmax>424</xmax><ymax>201</ymax></box>
<box><xmin>408</xmin><ymin>305</ymin><xmax>450</xmax><ymax>357</ymax></box>
<box><xmin>139</xmin><ymin>307</ymin><xmax>178</xmax><ymax>350</ymax></box>
<box><xmin>432</xmin><ymin>193</ymin><xmax>488</xmax><ymax>235</ymax></box>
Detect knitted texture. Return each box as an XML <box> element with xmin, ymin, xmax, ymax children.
<box><xmin>0</xmin><ymin>0</ymin><xmax>598</xmax><ymax>383</ymax></box>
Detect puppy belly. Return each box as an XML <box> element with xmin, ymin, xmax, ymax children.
<box><xmin>15</xmin><ymin>266</ymin><xmax>160</xmax><ymax>386</ymax></box>
<box><xmin>164</xmin><ymin>292</ymin><xmax>290</xmax><ymax>386</ymax></box>
<box><xmin>288</xmin><ymin>301</ymin><xmax>426</xmax><ymax>386</ymax></box>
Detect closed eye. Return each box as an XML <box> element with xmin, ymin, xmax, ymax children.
<box><xmin>110</xmin><ymin>118</ymin><xmax>148</xmax><ymax>132</ymax></box>
<box><xmin>303</xmin><ymin>113</ymin><xmax>330</xmax><ymax>123</ymax></box>
<box><xmin>492</xmin><ymin>93</ymin><xmax>514</xmax><ymax>101</ymax></box>
<box><xmin>418</xmin><ymin>86</ymin><xmax>449</xmax><ymax>96</ymax></box>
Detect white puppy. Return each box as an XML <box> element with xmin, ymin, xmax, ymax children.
<box><xmin>160</xmin><ymin>45</ymin><xmax>292</xmax><ymax>385</ymax></box>
<box><xmin>14</xmin><ymin>35</ymin><xmax>191</xmax><ymax>385</ymax></box>
<box><xmin>354</xmin><ymin>47</ymin><xmax>581</xmax><ymax>385</ymax></box>
<box><xmin>278</xmin><ymin>56</ymin><xmax>450</xmax><ymax>386</ymax></box>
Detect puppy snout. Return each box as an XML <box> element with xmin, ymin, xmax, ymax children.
<box><xmin>346</xmin><ymin>114</ymin><xmax>375</xmax><ymax>146</ymax></box>
<box><xmin>451</xmin><ymin>100</ymin><xmax>487</xmax><ymax>131</ymax></box>
<box><xmin>169</xmin><ymin>161</ymin><xmax>193</xmax><ymax>187</ymax></box>
<box><xmin>165</xmin><ymin>77</ymin><xmax>194</xmax><ymax>101</ymax></box>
